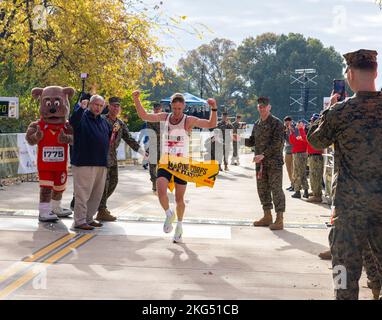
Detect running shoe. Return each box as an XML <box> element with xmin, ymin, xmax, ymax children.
<box><xmin>39</xmin><ymin>211</ymin><xmax>59</xmax><ymax>223</ymax></box>
<box><xmin>173</xmin><ymin>224</ymin><xmax>183</xmax><ymax>243</ymax></box>
<box><xmin>52</xmin><ymin>207</ymin><xmax>73</xmax><ymax>218</ymax></box>
<box><xmin>163</xmin><ymin>209</ymin><xmax>175</xmax><ymax>233</ymax></box>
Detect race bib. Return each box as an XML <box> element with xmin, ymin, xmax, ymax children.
<box><xmin>168</xmin><ymin>146</ymin><xmax>184</xmax><ymax>155</ymax></box>
<box><xmin>42</xmin><ymin>147</ymin><xmax>65</xmax><ymax>162</ymax></box>
<box><xmin>165</xmin><ymin>140</ymin><xmax>185</xmax><ymax>157</ymax></box>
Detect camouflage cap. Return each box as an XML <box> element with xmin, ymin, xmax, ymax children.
<box><xmin>344</xmin><ymin>49</ymin><xmax>378</xmax><ymax>72</ymax></box>
<box><xmin>257</xmin><ymin>96</ymin><xmax>270</xmax><ymax>106</ymax></box>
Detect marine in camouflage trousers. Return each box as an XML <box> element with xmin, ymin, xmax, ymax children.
<box><xmin>324</xmin><ymin>159</ymin><xmax>333</xmax><ymax>199</ymax></box>
<box><xmin>329</xmin><ymin>208</ymin><xmax>382</xmax><ymax>300</ymax></box>
<box><xmin>293</xmin><ymin>152</ymin><xmax>309</xmax><ymax>191</ymax></box>
<box><xmin>149</xmin><ymin>164</ymin><xmax>158</xmax><ymax>185</ymax></box>
<box><xmin>98</xmin><ymin>165</ymin><xmax>118</xmax><ymax>211</ymax></box>
<box><xmin>257</xmin><ymin>163</ymin><xmax>286</xmax><ymax>213</ymax></box>
<box><xmin>148</xmin><ymin>144</ymin><xmax>160</xmax><ymax>190</ymax></box>
<box><xmin>232</xmin><ymin>141</ymin><xmax>239</xmax><ymax>159</ymax></box>
<box><xmin>308</xmin><ymin>154</ymin><xmax>324</xmax><ymax>197</ymax></box>
<box><xmin>363</xmin><ymin>242</ymin><xmax>382</xmax><ymax>297</ymax></box>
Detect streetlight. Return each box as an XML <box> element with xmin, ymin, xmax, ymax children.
<box><xmin>200</xmin><ymin>63</ymin><xmax>205</xmax><ymax>99</ymax></box>
<box><xmin>78</xmin><ymin>73</ymin><xmax>89</xmax><ymax>104</ymax></box>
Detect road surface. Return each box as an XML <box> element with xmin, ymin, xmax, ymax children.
<box><xmin>0</xmin><ymin>154</ymin><xmax>372</xmax><ymax>300</ymax></box>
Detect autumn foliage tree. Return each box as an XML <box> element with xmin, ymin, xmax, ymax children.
<box><xmin>1</xmin><ymin>0</ymin><xmax>165</xmax><ymax>93</ymax></box>
<box><xmin>141</xmin><ymin>61</ymin><xmax>187</xmax><ymax>103</ymax></box>
<box><xmin>0</xmin><ymin>0</ymin><xmax>169</xmax><ymax>131</ymax></box>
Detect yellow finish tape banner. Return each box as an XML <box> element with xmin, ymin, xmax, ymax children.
<box><xmin>158</xmin><ymin>155</ymin><xmax>219</xmax><ymax>192</ymax></box>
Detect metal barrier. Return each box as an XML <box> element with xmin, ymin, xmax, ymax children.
<box><xmin>1</xmin><ymin>130</ymin><xmax>253</xmax><ymax>186</ymax></box>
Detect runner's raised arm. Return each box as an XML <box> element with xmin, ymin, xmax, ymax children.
<box><xmin>187</xmin><ymin>98</ymin><xmax>218</xmax><ymax>130</ymax></box>
<box><xmin>132</xmin><ymin>90</ymin><xmax>168</xmax><ymax>122</ymax></box>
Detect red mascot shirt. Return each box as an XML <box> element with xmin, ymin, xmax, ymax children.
<box><xmin>37</xmin><ymin>120</ymin><xmax>69</xmax><ymax>172</ymax></box>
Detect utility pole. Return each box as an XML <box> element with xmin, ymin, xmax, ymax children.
<box><xmin>200</xmin><ymin>63</ymin><xmax>205</xmax><ymax>99</ymax></box>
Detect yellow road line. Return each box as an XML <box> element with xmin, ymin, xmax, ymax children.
<box><xmin>0</xmin><ymin>233</ymin><xmax>95</xmax><ymax>300</ymax></box>
<box><xmin>0</xmin><ymin>269</ymin><xmax>38</xmax><ymax>300</ymax></box>
<box><xmin>43</xmin><ymin>233</ymin><xmax>95</xmax><ymax>264</ymax></box>
<box><xmin>0</xmin><ymin>233</ymin><xmax>77</xmax><ymax>283</ymax></box>
<box><xmin>23</xmin><ymin>233</ymin><xmax>78</xmax><ymax>263</ymax></box>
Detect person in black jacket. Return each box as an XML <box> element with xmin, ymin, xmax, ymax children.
<box><xmin>70</xmin><ymin>93</ymin><xmax>91</xmax><ymax>211</ymax></box>
<box><xmin>70</xmin><ymin>95</ymin><xmax>111</xmax><ymax>230</ymax></box>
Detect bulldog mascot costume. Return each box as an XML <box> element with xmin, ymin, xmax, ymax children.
<box><xmin>26</xmin><ymin>86</ymin><xmax>75</xmax><ymax>222</ymax></box>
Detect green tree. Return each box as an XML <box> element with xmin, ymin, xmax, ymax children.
<box><xmin>140</xmin><ymin>62</ymin><xmax>187</xmax><ymax>103</ymax></box>
<box><xmin>237</xmin><ymin>33</ymin><xmax>344</xmax><ymax>121</ymax></box>
<box><xmin>119</xmin><ymin>89</ymin><xmax>151</xmax><ymax>133</ymax></box>
<box><xmin>178</xmin><ymin>38</ymin><xmax>241</xmax><ymax>109</ymax></box>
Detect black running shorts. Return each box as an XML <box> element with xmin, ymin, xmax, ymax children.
<box><xmin>157</xmin><ymin>168</ymin><xmax>187</xmax><ymax>185</ymax></box>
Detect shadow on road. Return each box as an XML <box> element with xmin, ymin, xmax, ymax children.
<box><xmin>168</xmin><ymin>243</ymin><xmax>249</xmax><ymax>299</ymax></box>
<box><xmin>67</xmin><ymin>222</ymin><xmax>162</xmax><ymax>277</ymax></box>
<box><xmin>272</xmin><ymin>229</ymin><xmax>329</xmax><ymax>256</ymax></box>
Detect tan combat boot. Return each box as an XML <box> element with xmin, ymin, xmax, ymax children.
<box><xmin>367</xmin><ymin>280</ymin><xmax>381</xmax><ymax>300</ymax></box>
<box><xmin>96</xmin><ymin>208</ymin><xmax>117</xmax><ymax>222</ymax></box>
<box><xmin>269</xmin><ymin>212</ymin><xmax>284</xmax><ymax>230</ymax></box>
<box><xmin>253</xmin><ymin>210</ymin><xmax>273</xmax><ymax>227</ymax></box>
<box><xmin>318</xmin><ymin>250</ymin><xmax>332</xmax><ymax>260</ymax></box>
<box><xmin>372</xmin><ymin>288</ymin><xmax>381</xmax><ymax>300</ymax></box>
<box><xmin>307</xmin><ymin>196</ymin><xmax>323</xmax><ymax>203</ymax></box>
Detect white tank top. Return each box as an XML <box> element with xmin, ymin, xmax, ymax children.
<box><xmin>162</xmin><ymin>113</ymin><xmax>190</xmax><ymax>158</ymax></box>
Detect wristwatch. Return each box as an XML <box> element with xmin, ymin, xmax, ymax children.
<box><xmin>211</xmin><ymin>108</ymin><xmax>218</xmax><ymax>111</ymax></box>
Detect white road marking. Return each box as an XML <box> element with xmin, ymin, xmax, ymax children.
<box><xmin>0</xmin><ymin>217</ymin><xmax>232</xmax><ymax>240</ymax></box>
<box><xmin>0</xmin><ymin>209</ymin><xmax>38</xmax><ymax>216</ymax></box>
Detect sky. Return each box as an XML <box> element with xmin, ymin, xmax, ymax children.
<box><xmin>148</xmin><ymin>0</ymin><xmax>382</xmax><ymax>87</ymax></box>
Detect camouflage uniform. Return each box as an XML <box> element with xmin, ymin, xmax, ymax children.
<box><xmin>308</xmin><ymin>53</ymin><xmax>382</xmax><ymax>300</ymax></box>
<box><xmin>146</xmin><ymin>121</ymin><xmax>161</xmax><ymax>188</ymax></box>
<box><xmin>217</xmin><ymin>120</ymin><xmax>233</xmax><ymax>166</ymax></box>
<box><xmin>363</xmin><ymin>243</ymin><xmax>382</xmax><ymax>297</ymax></box>
<box><xmin>204</xmin><ymin>130</ymin><xmax>223</xmax><ymax>163</ymax></box>
<box><xmin>232</xmin><ymin>121</ymin><xmax>241</xmax><ymax>162</ymax></box>
<box><xmin>324</xmin><ymin>146</ymin><xmax>334</xmax><ymax>201</ymax></box>
<box><xmin>98</xmin><ymin>116</ymin><xmax>140</xmax><ymax>210</ymax></box>
<box><xmin>245</xmin><ymin>114</ymin><xmax>285</xmax><ymax>213</ymax></box>
<box><xmin>284</xmin><ymin>130</ymin><xmax>294</xmax><ymax>186</ymax></box>
<box><xmin>308</xmin><ymin>154</ymin><xmax>324</xmax><ymax>197</ymax></box>
<box><xmin>293</xmin><ymin>152</ymin><xmax>309</xmax><ymax>192</ymax></box>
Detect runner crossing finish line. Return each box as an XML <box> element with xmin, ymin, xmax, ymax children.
<box><xmin>132</xmin><ymin>91</ymin><xmax>218</xmax><ymax>243</ymax></box>
<box><xmin>158</xmin><ymin>155</ymin><xmax>219</xmax><ymax>192</ymax></box>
